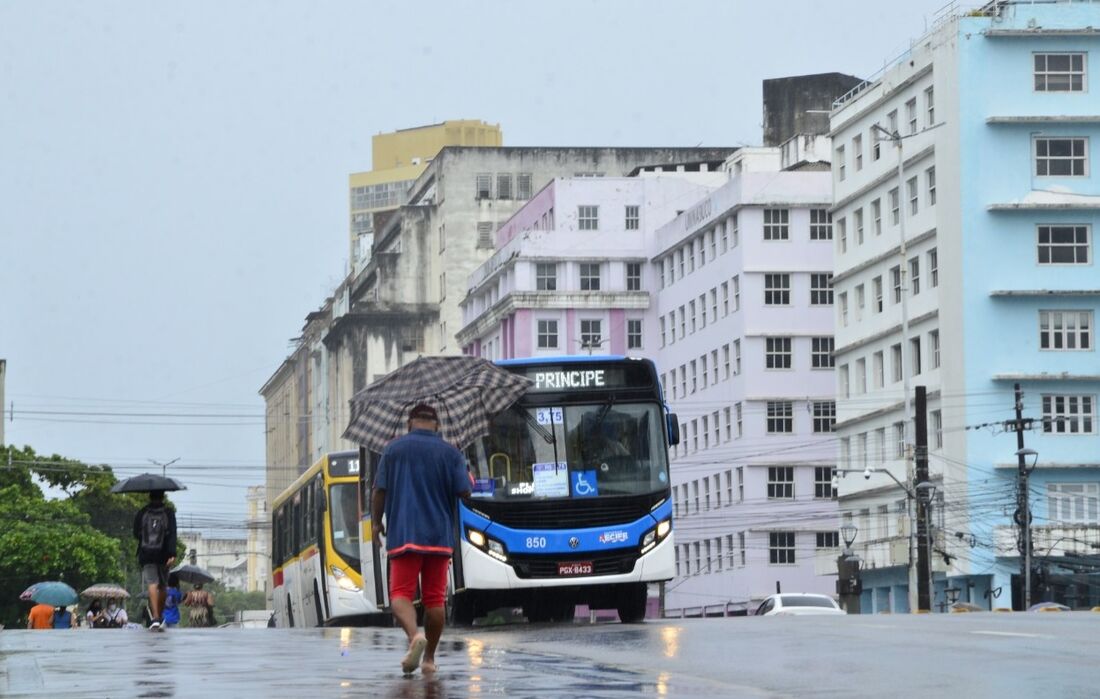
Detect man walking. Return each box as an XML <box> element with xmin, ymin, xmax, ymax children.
<box><xmin>132</xmin><ymin>490</ymin><xmax>177</xmax><ymax>631</ymax></box>
<box><xmin>371</xmin><ymin>403</ymin><xmax>471</xmax><ymax>675</ymax></box>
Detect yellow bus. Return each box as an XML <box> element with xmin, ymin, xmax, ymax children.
<box><xmin>271</xmin><ymin>451</ymin><xmax>377</xmax><ymax>627</ymax></box>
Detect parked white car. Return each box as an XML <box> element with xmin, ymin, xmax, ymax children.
<box><xmin>754</xmin><ymin>594</ymin><xmax>845</xmax><ymax>616</ymax></box>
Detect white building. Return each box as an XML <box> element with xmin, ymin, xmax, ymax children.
<box><xmin>656</xmin><ymin>143</ymin><xmax>840</xmax><ymax>614</ymax></box>
<box><xmin>179</xmin><ymin>532</ymin><xmax>249</xmax><ymax>591</ymax></box>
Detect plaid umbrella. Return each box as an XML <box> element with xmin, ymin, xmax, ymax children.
<box><xmin>343</xmin><ymin>355</ymin><xmax>531</xmax><ymax>453</ymax></box>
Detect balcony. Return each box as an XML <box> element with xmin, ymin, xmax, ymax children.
<box><xmin>994</xmin><ymin>523</ymin><xmax>1100</xmax><ymax>557</ymax></box>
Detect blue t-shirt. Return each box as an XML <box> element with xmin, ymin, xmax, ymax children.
<box><xmin>163</xmin><ymin>587</ymin><xmax>182</xmax><ymax>624</ymax></box>
<box><xmin>374</xmin><ymin>429</ymin><xmax>470</xmax><ymax>557</ymax></box>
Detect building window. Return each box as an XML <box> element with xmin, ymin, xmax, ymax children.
<box><xmin>893</xmin><ymin>421</ymin><xmax>906</xmax><ymax>458</ymax></box>
<box><xmin>710</xmin><ymin>288</ymin><xmax>718</xmax><ymax>323</ymax></box>
<box><xmin>891</xmin><ymin>343</ymin><xmax>903</xmax><ymax>383</ymax></box>
<box><xmin>814</xmin><ymin>467</ymin><xmax>835</xmax><ymax>500</ymax></box>
<box><xmin>580</xmin><ymin>319</ymin><xmax>602</xmax><ymax>349</ymax></box>
<box><xmin>627</xmin><ymin>319</ymin><xmax>643</xmax><ymax>350</ymax></box>
<box><xmin>767</xmin><ymin>401</ymin><xmax>793</xmax><ymax>434</ymax></box>
<box><xmin>477</xmin><ymin>222</ymin><xmax>494</xmax><ymax>248</ymax></box>
<box><xmin>1035</xmin><ymin>137</ymin><xmax>1088</xmax><ymax>176</ymax></box>
<box><xmin>907</xmin><ymin>176</ymin><xmax>919</xmax><ymax>215</ymax></box>
<box><xmin>839</xmin><ymin>364</ymin><xmax>849</xmax><ymax>399</ymax></box>
<box><xmin>816</xmin><ymin>531</ymin><xmax>840</xmax><ymax>548</ymax></box>
<box><xmin>813</xmin><ymin>402</ymin><xmax>836</xmax><ymax>433</ymax></box>
<box><xmin>925</xmin><ymin>86</ymin><xmax>935</xmax><ymax>125</ymax></box>
<box><xmin>931</xmin><ymin>409</ymin><xmax>943</xmax><ymax>448</ymax></box>
<box><xmin>1042</xmin><ymin>394</ymin><xmax>1095</xmax><ymax>434</ymax></box>
<box><xmin>891</xmin><ymin>265</ymin><xmax>902</xmax><ymax>304</ymax></box>
<box><xmin>926</xmin><ymin>167</ymin><xmax>936</xmax><ymax>206</ymax></box>
<box><xmin>536</xmin><ymin>262</ymin><xmax>557</xmax><ymax>291</ymax></box>
<box><xmin>836</xmin><ymin>145</ymin><xmax>846</xmax><ymax>181</ymax></box>
<box><xmin>679</xmin><ymin>305</ymin><xmax>686</xmax><ymax>338</ymax></box>
<box><xmin>853</xmin><ymin>208</ymin><xmax>864</xmax><ymax>245</ymax></box>
<box><xmin>839</xmin><ymin>292</ymin><xmax>848</xmax><ymax>327</ymax></box>
<box><xmin>689</xmin><ymin>300</ymin><xmax>697</xmax><ymax>334</ymax></box>
<box><xmin>578</xmin><ymin>205</ymin><xmax>599</xmax><ymax>230</ymax></box>
<box><xmin>764</xmin><ymin>273</ymin><xmax>791</xmax><ymax>305</ymax></box>
<box><xmin>475</xmin><ymin>173</ymin><xmax>492</xmax><ymax>199</ymax></box>
<box><xmin>517</xmin><ymin>173</ymin><xmax>533</xmax><ymax>199</ymax></box>
<box><xmin>811</xmin><ymin>273</ymin><xmax>834</xmax><ymax>306</ymax></box>
<box><xmin>1048</xmin><ymin>483</ymin><xmax>1100</xmax><ymax>523</ymax></box>
<box><xmin>928</xmin><ymin>248</ymin><xmax>939</xmax><ymax>287</ymax></box>
<box><xmin>872</xmin><ymin>198</ymin><xmax>882</xmax><ymax>236</ymax></box>
<box><xmin>910</xmin><ymin>257</ymin><xmax>920</xmax><ymax>296</ymax></box>
<box><xmin>659</xmin><ymin>317</ymin><xmax>666</xmax><ymax>347</ymax></box>
<box><xmin>872</xmin><ymin>276</ymin><xmax>884</xmax><ymax>313</ymax></box>
<box><xmin>1038</xmin><ymin>224</ymin><xmax>1090</xmax><ymax>264</ymax></box>
<box><xmin>929</xmin><ymin>330</ymin><xmax>940</xmax><ymax>369</ymax></box>
<box><xmin>873</xmin><ymin>350</ymin><xmax>884</xmax><ymax>388</ymax></box>
<box><xmin>837</xmin><ymin>217</ymin><xmax>847</xmax><ymax>253</ymax></box>
<box><xmin>537</xmin><ymin>320</ymin><xmax>558</xmax><ymax>349</ymax></box>
<box><xmin>1040</xmin><ymin>310</ymin><xmax>1093</xmax><ymax>350</ymax></box>
<box><xmin>765</xmin><ymin>337</ymin><xmax>793</xmax><ymax>369</ymax></box>
<box><xmin>910</xmin><ymin>337</ymin><xmax>922</xmax><ymax>376</ymax></box>
<box><xmin>734</xmin><ymin>340</ymin><xmax>741</xmax><ymax>375</ymax></box>
<box><xmin>763</xmin><ymin>209</ymin><xmax>790</xmax><ymax>240</ymax></box>
<box><xmin>439</xmin><ymin>272</ymin><xmax>446</xmax><ymax>301</ymax></box>
<box><xmin>810</xmin><ymin>209</ymin><xmax>832</xmax><ymax>240</ymax></box>
<box><xmin>889</xmin><ymin>187</ymin><xmax>900</xmax><ymax>225</ymax></box>
<box><xmin>496</xmin><ymin>173</ymin><xmax>513</xmax><ymax>199</ymax></box>
<box><xmin>732</xmin><ymin>275</ymin><xmax>740</xmax><ymax>311</ymax></box>
<box><xmin>853</xmin><ymin>134</ymin><xmax>863</xmax><ymax>171</ymax></box>
<box><xmin>579</xmin><ymin>263</ymin><xmax>601</xmax><ymax>291</ymax></box>
<box><xmin>855</xmin><ymin>284</ymin><xmax>865</xmax><ymax>321</ymax></box>
<box><xmin>769</xmin><ymin>532</ymin><xmax>796</xmax><ymax>565</ymax></box>
<box><xmin>626</xmin><ymin>262</ymin><xmax>642</xmax><ymax>291</ymax></box>
<box><xmin>625</xmin><ymin>205</ymin><xmax>640</xmax><ymax>230</ymax></box>
<box><xmin>812</xmin><ymin>337</ymin><xmax>835</xmax><ymax>368</ymax></box>
<box><xmin>855</xmin><ymin>358</ymin><xmax>867</xmax><ymax>394</ymax></box>
<box><xmin>767</xmin><ymin>466</ymin><xmax>794</xmax><ymax>499</ymax></box>
<box><xmin>906</xmin><ymin>97</ymin><xmax>917</xmax><ymax>135</ymax></box>
<box><xmin>1035</xmin><ymin>52</ymin><xmax>1086</xmax><ymax>92</ymax></box>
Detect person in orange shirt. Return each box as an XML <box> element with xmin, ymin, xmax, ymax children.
<box><xmin>27</xmin><ymin>602</ymin><xmax>54</xmax><ymax>630</ymax></box>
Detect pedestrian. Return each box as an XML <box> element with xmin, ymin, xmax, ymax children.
<box><xmin>371</xmin><ymin>403</ymin><xmax>472</xmax><ymax>675</ymax></box>
<box><xmin>102</xmin><ymin>599</ymin><xmax>128</xmax><ymax>628</ymax></box>
<box><xmin>163</xmin><ymin>573</ymin><xmax>182</xmax><ymax>628</ymax></box>
<box><xmin>27</xmin><ymin>602</ymin><xmax>54</xmax><ymax>630</ymax></box>
<box><xmin>132</xmin><ymin>490</ymin><xmax>177</xmax><ymax>631</ymax></box>
<box><xmin>52</xmin><ymin>606</ymin><xmax>75</xmax><ymax>629</ymax></box>
<box><xmin>183</xmin><ymin>583</ymin><xmax>214</xmax><ymax>627</ymax></box>
<box><xmin>86</xmin><ymin>600</ymin><xmax>105</xmax><ymax>628</ymax></box>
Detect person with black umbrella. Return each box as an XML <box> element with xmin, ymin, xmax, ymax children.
<box><xmin>132</xmin><ymin>490</ymin><xmax>177</xmax><ymax>631</ymax></box>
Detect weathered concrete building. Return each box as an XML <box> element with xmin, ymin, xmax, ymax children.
<box><xmin>245</xmin><ymin>485</ymin><xmax>268</xmax><ymax>594</ymax></box>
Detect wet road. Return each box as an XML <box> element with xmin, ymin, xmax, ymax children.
<box><xmin>2</xmin><ymin>613</ymin><xmax>1099</xmax><ymax>698</ymax></box>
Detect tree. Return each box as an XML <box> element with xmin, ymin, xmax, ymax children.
<box><xmin>0</xmin><ymin>485</ymin><xmax>123</xmax><ymax>627</ymax></box>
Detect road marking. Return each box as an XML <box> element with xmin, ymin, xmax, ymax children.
<box><xmin>971</xmin><ymin>630</ymin><xmax>1051</xmax><ymax>639</ymax></box>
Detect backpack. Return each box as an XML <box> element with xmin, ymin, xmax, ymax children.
<box><xmin>140</xmin><ymin>506</ymin><xmax>170</xmax><ymax>555</ymax></box>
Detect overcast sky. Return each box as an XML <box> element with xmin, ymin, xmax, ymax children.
<box><xmin>1</xmin><ymin>0</ymin><xmax>957</xmax><ymax>532</ymax></box>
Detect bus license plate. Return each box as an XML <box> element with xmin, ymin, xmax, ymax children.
<box><xmin>558</xmin><ymin>561</ymin><xmax>593</xmax><ymax>576</ymax></box>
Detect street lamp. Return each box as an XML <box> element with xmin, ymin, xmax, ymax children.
<box><xmin>841</xmin><ymin>523</ymin><xmax>858</xmax><ymax>552</ymax></box>
<box><xmin>1015</xmin><ymin>447</ymin><xmax>1039</xmax><ymax>608</ymax></box>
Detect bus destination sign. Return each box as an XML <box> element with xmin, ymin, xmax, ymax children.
<box><xmin>532</xmin><ymin>369</ymin><xmax>606</xmax><ymax>391</ymax></box>
<box><xmin>516</xmin><ymin>363</ymin><xmax>654</xmax><ymax>393</ymax></box>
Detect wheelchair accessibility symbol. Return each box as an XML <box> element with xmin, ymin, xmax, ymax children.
<box><xmin>571</xmin><ymin>470</ymin><xmax>598</xmax><ymax>498</ymax></box>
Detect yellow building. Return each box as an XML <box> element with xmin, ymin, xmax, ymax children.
<box><xmin>349</xmin><ymin>120</ymin><xmax>502</xmax><ymax>265</ymax></box>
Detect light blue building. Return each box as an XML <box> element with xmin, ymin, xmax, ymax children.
<box><xmin>831</xmin><ymin>0</ymin><xmax>1100</xmax><ymax>612</ymax></box>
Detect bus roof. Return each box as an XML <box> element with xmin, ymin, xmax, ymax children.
<box><xmin>270</xmin><ymin>450</ymin><xmax>359</xmax><ymax>511</ymax></box>
<box><xmin>496</xmin><ymin>355</ymin><xmax>647</xmax><ymax>367</ymax></box>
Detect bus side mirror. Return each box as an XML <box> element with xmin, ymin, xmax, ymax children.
<box><xmin>667</xmin><ymin>413</ymin><xmax>680</xmax><ymax>446</ymax></box>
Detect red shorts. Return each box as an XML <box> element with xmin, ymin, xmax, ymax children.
<box><xmin>389</xmin><ymin>553</ymin><xmax>451</xmax><ymax>609</ymax></box>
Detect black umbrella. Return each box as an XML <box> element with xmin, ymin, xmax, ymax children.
<box><xmin>110</xmin><ymin>473</ymin><xmax>187</xmax><ymax>493</ymax></box>
<box><xmin>343</xmin><ymin>355</ymin><xmax>531</xmax><ymax>453</ymax></box>
<box><xmin>170</xmin><ymin>564</ymin><xmax>214</xmax><ymax>585</ymax></box>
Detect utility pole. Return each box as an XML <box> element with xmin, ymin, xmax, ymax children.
<box><xmin>1012</xmin><ymin>383</ymin><xmax>1033</xmax><ymax>610</ymax></box>
<box><xmin>149</xmin><ymin>457</ymin><xmax>180</xmax><ymax>477</ymax></box>
<box><xmin>914</xmin><ymin>386</ymin><xmax>932</xmax><ymax>611</ymax></box>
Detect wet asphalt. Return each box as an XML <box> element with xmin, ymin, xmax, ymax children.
<box><xmin>2</xmin><ymin>613</ymin><xmax>1099</xmax><ymax>698</ymax></box>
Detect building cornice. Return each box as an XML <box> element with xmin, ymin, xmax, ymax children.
<box><xmin>991</xmin><ymin>373</ymin><xmax>1100</xmax><ymax>382</ymax></box>
<box><xmin>834</xmin><ymin>308</ymin><xmax>939</xmax><ymax>357</ymax></box>
<box><xmin>990</xmin><ymin>290</ymin><xmax>1100</xmax><ymax>297</ymax></box>
<box><xmin>992</xmin><ymin>461</ymin><xmax>1100</xmax><ymax>470</ymax></box>
<box><xmin>834</xmin><ymin>388</ymin><xmax>941</xmax><ymax>432</ymax></box>
<box><xmin>987</xmin><ymin>115</ymin><xmax>1100</xmax><ymax>124</ymax></box>
<box><xmin>831</xmin><ymin>145</ymin><xmax>936</xmax><ymax>213</ymax></box>
<box><xmin>832</xmin><ymin>226</ymin><xmax>938</xmax><ymax>285</ymax></box>
<box><xmin>982</xmin><ymin>29</ymin><xmax>1100</xmax><ymax>38</ymax></box>
<box><xmin>830</xmin><ymin>64</ymin><xmax>935</xmax><ymax>132</ymax></box>
<box><xmin>988</xmin><ymin>201</ymin><xmax>1100</xmax><ymax>211</ymax></box>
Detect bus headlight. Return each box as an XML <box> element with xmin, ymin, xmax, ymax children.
<box><xmin>467</xmin><ymin>529</ymin><xmax>487</xmax><ymax>548</ymax></box>
<box><xmin>641</xmin><ymin>520</ymin><xmax>672</xmax><ymax>555</ymax></box>
<box><xmin>642</xmin><ymin>529</ymin><xmax>657</xmax><ymax>549</ymax></box>
<box><xmin>331</xmin><ymin>565</ymin><xmax>361</xmax><ymax>593</ymax></box>
<box><xmin>486</xmin><ymin>539</ymin><xmax>507</xmax><ymax>562</ymax></box>
<box><xmin>656</xmin><ymin>519</ymin><xmax>671</xmax><ymax>539</ymax></box>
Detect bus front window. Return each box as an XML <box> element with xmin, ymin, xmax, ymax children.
<box><xmin>465</xmin><ymin>403</ymin><xmax>667</xmax><ymax>499</ymax></box>
<box><xmin>329</xmin><ymin>483</ymin><xmax>361</xmax><ymax>566</ymax></box>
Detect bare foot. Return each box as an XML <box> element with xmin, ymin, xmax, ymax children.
<box><xmin>401</xmin><ymin>634</ymin><xmax>427</xmax><ymax>674</ymax></box>
<box><xmin>421</xmin><ymin>660</ymin><xmax>437</xmax><ymax>674</ymax></box>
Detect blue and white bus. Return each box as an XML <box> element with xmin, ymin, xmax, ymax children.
<box><xmin>356</xmin><ymin>355</ymin><xmax>679</xmax><ymax>624</ymax></box>
<box><xmin>451</xmin><ymin>355</ymin><xmax>677</xmax><ymax>623</ymax></box>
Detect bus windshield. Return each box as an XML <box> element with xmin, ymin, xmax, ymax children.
<box><xmin>464</xmin><ymin>402</ymin><xmax>668</xmax><ymax>500</ymax></box>
<box><xmin>328</xmin><ymin>483</ymin><xmax>360</xmax><ymax>565</ymax></box>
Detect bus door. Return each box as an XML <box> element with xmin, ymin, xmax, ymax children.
<box><xmin>300</xmin><ymin>476</ymin><xmax>324</xmax><ymax>627</ymax></box>
<box><xmin>358</xmin><ymin>448</ymin><xmax>389</xmax><ymax>611</ymax></box>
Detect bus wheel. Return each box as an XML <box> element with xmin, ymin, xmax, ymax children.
<box><xmin>449</xmin><ymin>591</ymin><xmax>478</xmax><ymax>626</ymax></box>
<box><xmin>616</xmin><ymin>583</ymin><xmax>648</xmax><ymax>624</ymax></box>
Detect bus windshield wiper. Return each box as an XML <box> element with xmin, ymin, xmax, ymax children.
<box><xmin>514</xmin><ymin>404</ymin><xmax>555</xmax><ymax>444</ymax></box>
